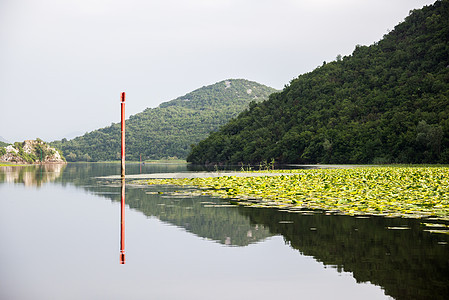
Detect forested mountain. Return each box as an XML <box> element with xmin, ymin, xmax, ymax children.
<box><xmin>51</xmin><ymin>79</ymin><xmax>277</xmax><ymax>161</ymax></box>
<box><xmin>188</xmin><ymin>0</ymin><xmax>449</xmax><ymax>165</ymax></box>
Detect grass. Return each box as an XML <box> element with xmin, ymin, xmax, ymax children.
<box><xmin>0</xmin><ymin>163</ymin><xmax>29</xmax><ymax>167</ymax></box>
<box><xmin>137</xmin><ymin>166</ymin><xmax>449</xmax><ymax>221</ymax></box>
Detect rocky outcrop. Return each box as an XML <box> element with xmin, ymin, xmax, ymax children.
<box><xmin>0</xmin><ymin>140</ymin><xmax>66</xmax><ymax>164</ymax></box>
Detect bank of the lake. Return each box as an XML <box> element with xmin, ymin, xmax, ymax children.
<box><xmin>137</xmin><ymin>166</ymin><xmax>449</xmax><ymax>224</ymax></box>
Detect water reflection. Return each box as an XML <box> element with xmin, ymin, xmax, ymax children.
<box><xmin>1</xmin><ymin>163</ymin><xmax>448</xmax><ymax>299</ymax></box>
<box><xmin>116</xmin><ymin>183</ymin><xmax>449</xmax><ymax>299</ymax></box>
<box><xmin>0</xmin><ymin>164</ymin><xmax>65</xmax><ymax>186</ymax></box>
<box><xmin>117</xmin><ymin>183</ymin><xmax>448</xmax><ymax>299</ymax></box>
<box><xmin>57</xmin><ymin>162</ymin><xmax>189</xmax><ymax>185</ymax></box>
<box><xmin>237</xmin><ymin>208</ymin><xmax>449</xmax><ymax>300</ymax></box>
<box><xmin>120</xmin><ymin>177</ymin><xmax>126</xmax><ymax>264</ymax></box>
<box><xmin>121</xmin><ymin>185</ymin><xmax>273</xmax><ymax>246</ymax></box>
<box><xmin>91</xmin><ymin>179</ymin><xmax>449</xmax><ymax>299</ymax></box>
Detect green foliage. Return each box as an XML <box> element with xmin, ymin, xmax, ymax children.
<box><xmin>52</xmin><ymin>79</ymin><xmax>277</xmax><ymax>161</ymax></box>
<box><xmin>187</xmin><ymin>0</ymin><xmax>449</xmax><ymax>165</ymax></box>
<box><xmin>11</xmin><ymin>142</ymin><xmax>35</xmax><ymax>163</ymax></box>
<box><xmin>141</xmin><ymin>166</ymin><xmax>449</xmax><ymax>220</ymax></box>
<box><xmin>66</xmin><ymin>152</ymin><xmax>77</xmax><ymax>161</ymax></box>
<box><xmin>33</xmin><ymin>141</ymin><xmax>54</xmax><ymax>162</ymax></box>
<box><xmin>19</xmin><ymin>150</ymin><xmax>37</xmax><ymax>163</ymax></box>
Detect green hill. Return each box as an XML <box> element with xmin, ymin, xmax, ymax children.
<box><xmin>52</xmin><ymin>79</ymin><xmax>277</xmax><ymax>161</ymax></box>
<box><xmin>187</xmin><ymin>0</ymin><xmax>449</xmax><ymax>165</ymax></box>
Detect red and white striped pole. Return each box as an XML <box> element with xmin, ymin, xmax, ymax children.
<box><xmin>121</xmin><ymin>92</ymin><xmax>126</xmax><ymax>178</ymax></box>
<box><xmin>120</xmin><ymin>92</ymin><xmax>126</xmax><ymax>264</ymax></box>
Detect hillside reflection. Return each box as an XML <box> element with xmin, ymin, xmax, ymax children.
<box><xmin>93</xmin><ymin>179</ymin><xmax>449</xmax><ymax>300</ymax></box>
<box><xmin>124</xmin><ymin>186</ymin><xmax>273</xmax><ymax>246</ymax></box>
<box><xmin>88</xmin><ymin>183</ymin><xmax>273</xmax><ymax>246</ymax></box>
<box><xmin>118</xmin><ymin>184</ymin><xmax>449</xmax><ymax>299</ymax></box>
<box><xmin>56</xmin><ymin>163</ymin><xmax>274</xmax><ymax>246</ymax></box>
<box><xmin>1</xmin><ymin>163</ymin><xmax>448</xmax><ymax>299</ymax></box>
<box><xmin>238</xmin><ymin>208</ymin><xmax>449</xmax><ymax>300</ymax></box>
<box><xmin>112</xmin><ymin>183</ymin><xmax>449</xmax><ymax>300</ymax></box>
<box><xmin>0</xmin><ymin>164</ymin><xmax>66</xmax><ymax>186</ymax></box>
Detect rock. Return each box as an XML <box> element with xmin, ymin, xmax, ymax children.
<box><xmin>0</xmin><ymin>139</ymin><xmax>66</xmax><ymax>164</ymax></box>
<box><xmin>6</xmin><ymin>145</ymin><xmax>18</xmax><ymax>154</ymax></box>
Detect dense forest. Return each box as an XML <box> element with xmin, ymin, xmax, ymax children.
<box><xmin>51</xmin><ymin>79</ymin><xmax>277</xmax><ymax>161</ymax></box>
<box><xmin>188</xmin><ymin>0</ymin><xmax>449</xmax><ymax>165</ymax></box>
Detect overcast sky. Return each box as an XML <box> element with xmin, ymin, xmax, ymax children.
<box><xmin>0</xmin><ymin>0</ymin><xmax>436</xmax><ymax>142</ymax></box>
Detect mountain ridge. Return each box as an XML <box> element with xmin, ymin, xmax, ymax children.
<box><xmin>52</xmin><ymin>79</ymin><xmax>278</xmax><ymax>161</ymax></box>
<box><xmin>187</xmin><ymin>0</ymin><xmax>449</xmax><ymax>165</ymax></box>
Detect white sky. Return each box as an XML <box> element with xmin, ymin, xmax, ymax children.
<box><xmin>0</xmin><ymin>0</ymin><xmax>436</xmax><ymax>142</ymax></box>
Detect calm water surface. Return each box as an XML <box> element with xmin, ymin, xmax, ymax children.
<box><xmin>0</xmin><ymin>163</ymin><xmax>448</xmax><ymax>300</ymax></box>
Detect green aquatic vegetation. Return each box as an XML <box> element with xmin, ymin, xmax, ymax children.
<box><xmin>138</xmin><ymin>167</ymin><xmax>449</xmax><ymax>220</ymax></box>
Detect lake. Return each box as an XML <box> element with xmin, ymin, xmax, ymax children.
<box><xmin>0</xmin><ymin>163</ymin><xmax>448</xmax><ymax>300</ymax></box>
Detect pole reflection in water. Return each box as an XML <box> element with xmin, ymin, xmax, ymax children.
<box><xmin>120</xmin><ymin>177</ymin><xmax>126</xmax><ymax>264</ymax></box>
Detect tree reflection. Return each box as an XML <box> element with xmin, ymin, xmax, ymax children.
<box><xmin>238</xmin><ymin>208</ymin><xmax>449</xmax><ymax>300</ymax></box>
<box><xmin>5</xmin><ymin>163</ymin><xmax>447</xmax><ymax>299</ymax></box>
<box><xmin>0</xmin><ymin>164</ymin><xmax>66</xmax><ymax>186</ymax></box>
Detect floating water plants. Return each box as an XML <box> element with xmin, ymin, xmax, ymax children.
<box><xmin>138</xmin><ymin>167</ymin><xmax>449</xmax><ymax>221</ymax></box>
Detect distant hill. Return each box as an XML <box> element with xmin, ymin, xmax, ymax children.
<box><xmin>188</xmin><ymin>0</ymin><xmax>449</xmax><ymax>165</ymax></box>
<box><xmin>0</xmin><ymin>136</ymin><xmax>10</xmax><ymax>146</ymax></box>
<box><xmin>51</xmin><ymin>79</ymin><xmax>278</xmax><ymax>161</ymax></box>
